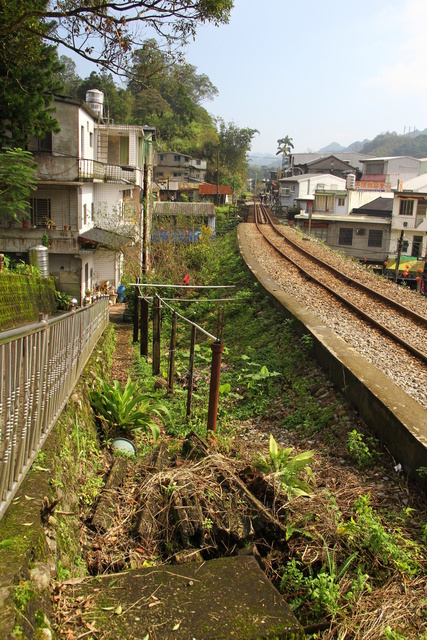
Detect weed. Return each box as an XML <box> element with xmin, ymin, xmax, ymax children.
<box><xmin>253</xmin><ymin>434</ymin><xmax>315</xmax><ymax>499</ymax></box>
<box><xmin>299</xmin><ymin>333</ymin><xmax>313</xmax><ymax>350</ymax></box>
<box><xmin>347</xmin><ymin>429</ymin><xmax>373</xmax><ymax>468</ymax></box>
<box><xmin>13</xmin><ymin>580</ymin><xmax>36</xmax><ymax>611</ymax></box>
<box><xmin>56</xmin><ymin>560</ymin><xmax>72</xmax><ymax>582</ymax></box>
<box><xmin>337</xmin><ymin>494</ymin><xmax>420</xmax><ymax>577</ymax></box>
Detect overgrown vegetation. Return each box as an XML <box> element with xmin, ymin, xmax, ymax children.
<box><xmin>9</xmin><ymin>228</ymin><xmax>425</xmax><ymax>639</ymax></box>
<box><xmin>90</xmin><ymin>376</ymin><xmax>170</xmax><ymax>441</ymax></box>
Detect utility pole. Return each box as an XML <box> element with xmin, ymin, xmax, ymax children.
<box><xmin>216</xmin><ymin>148</ymin><xmax>220</xmax><ymax>206</ymax></box>
<box><xmin>394</xmin><ymin>229</ymin><xmax>404</xmax><ymax>282</ymax></box>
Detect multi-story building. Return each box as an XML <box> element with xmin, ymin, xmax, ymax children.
<box><xmin>154</xmin><ymin>152</ymin><xmax>207</xmax><ymax>183</ymax></box>
<box><xmin>0</xmin><ymin>92</ymin><xmax>156</xmax><ymax>302</ymax></box>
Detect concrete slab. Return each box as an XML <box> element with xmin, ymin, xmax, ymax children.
<box><xmin>67</xmin><ymin>555</ymin><xmax>305</xmax><ymax>639</ymax></box>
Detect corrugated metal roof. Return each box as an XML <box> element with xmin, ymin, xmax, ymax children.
<box><xmin>79</xmin><ymin>227</ymin><xmax>134</xmax><ymax>249</ymax></box>
<box><xmin>154</xmin><ymin>202</ymin><xmax>215</xmax><ymax>217</ymax></box>
<box><xmin>352</xmin><ymin>197</ymin><xmax>393</xmax><ymax>216</ymax></box>
<box><xmin>401</xmin><ymin>174</ymin><xmax>427</xmax><ymax>192</ymax></box>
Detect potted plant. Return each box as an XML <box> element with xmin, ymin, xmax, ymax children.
<box><xmin>22</xmin><ymin>219</ymin><xmax>30</xmax><ymax>229</ymax></box>
<box><xmin>45</xmin><ymin>218</ymin><xmax>56</xmax><ymax>229</ymax></box>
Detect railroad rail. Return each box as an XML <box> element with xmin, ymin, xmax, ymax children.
<box><xmin>254</xmin><ymin>202</ymin><xmax>427</xmax><ymax>366</ymax></box>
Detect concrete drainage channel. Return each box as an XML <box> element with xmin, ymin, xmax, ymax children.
<box><xmin>237</xmin><ymin>225</ymin><xmax>427</xmax><ymax>491</ymax></box>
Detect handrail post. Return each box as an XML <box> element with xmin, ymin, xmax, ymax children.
<box><xmin>207</xmin><ymin>341</ymin><xmax>224</xmax><ymax>434</ymax></box>
<box><xmin>140</xmin><ymin>297</ymin><xmax>149</xmax><ymax>357</ymax></box>
<box><xmin>186</xmin><ymin>325</ymin><xmax>196</xmax><ymax>419</ymax></box>
<box><xmin>152</xmin><ymin>295</ymin><xmax>161</xmax><ymax>376</ymax></box>
<box><xmin>167</xmin><ymin>311</ymin><xmax>177</xmax><ymax>393</ymax></box>
<box><xmin>133</xmin><ymin>280</ymin><xmax>139</xmax><ymax>343</ymax></box>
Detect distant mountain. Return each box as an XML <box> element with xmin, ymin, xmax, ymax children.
<box><xmin>344</xmin><ymin>139</ymin><xmax>369</xmax><ymax>152</ymax></box>
<box><xmin>318</xmin><ymin>142</ymin><xmax>345</xmax><ymax>153</ymax></box>
<box><xmin>247</xmin><ymin>153</ymin><xmax>281</xmax><ymax>167</ymax></box>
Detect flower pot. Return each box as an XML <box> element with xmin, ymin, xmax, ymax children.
<box><xmin>22</xmin><ymin>220</ymin><xmax>29</xmax><ymax>229</ymax></box>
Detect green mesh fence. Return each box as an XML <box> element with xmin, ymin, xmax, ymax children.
<box><xmin>0</xmin><ymin>274</ymin><xmax>57</xmax><ymax>331</ymax></box>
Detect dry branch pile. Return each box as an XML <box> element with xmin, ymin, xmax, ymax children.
<box><xmin>83</xmin><ymin>433</ymin><xmax>289</xmax><ymax>576</ymax></box>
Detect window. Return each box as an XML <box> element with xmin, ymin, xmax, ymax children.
<box><xmin>339</xmin><ymin>228</ymin><xmax>353</xmax><ymax>246</ymax></box>
<box><xmin>89</xmin><ymin>132</ymin><xmax>93</xmax><ymax>148</ymax></box>
<box><xmin>83</xmin><ymin>203</ymin><xmax>87</xmax><ymax>225</ymax></box>
<box><xmin>196</xmin><ymin>159</ymin><xmax>201</xmax><ymax>165</ymax></box>
<box><xmin>365</xmin><ymin>162</ymin><xmax>384</xmax><ymax>175</ymax></box>
<box><xmin>399</xmin><ymin>199</ymin><xmax>414</xmax><ymax>216</ymax></box>
<box><xmin>81</xmin><ymin>125</ymin><xmax>85</xmax><ymax>158</ymax></box>
<box><xmin>37</xmin><ymin>132</ymin><xmax>52</xmax><ymax>152</ymax></box>
<box><xmin>368</xmin><ymin>229</ymin><xmax>383</xmax><ymax>247</ymax></box>
<box><xmin>87</xmin><ymin>121</ymin><xmax>90</xmax><ymax>132</ymax></box>
<box><xmin>30</xmin><ymin>198</ymin><xmax>51</xmax><ymax>227</ymax></box>
<box><xmin>174</xmin><ymin>155</ymin><xmax>181</xmax><ymax>162</ymax></box>
<box><xmin>159</xmin><ymin>154</ymin><xmax>164</xmax><ymax>161</ymax></box>
<box><xmin>290</xmin><ymin>185</ymin><xmax>296</xmax><ymax>192</ymax></box>
<box><xmin>412</xmin><ymin>235</ymin><xmax>423</xmax><ymax>258</ymax></box>
<box><xmin>91</xmin><ymin>202</ymin><xmax>94</xmax><ymax>222</ymax></box>
<box><xmin>316</xmin><ymin>195</ymin><xmax>335</xmax><ymax>212</ymax></box>
<box><xmin>337</xmin><ymin>197</ymin><xmax>345</xmax><ymax>206</ymax></box>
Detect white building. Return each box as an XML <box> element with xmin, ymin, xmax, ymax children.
<box><xmin>0</xmin><ymin>93</ymin><xmax>156</xmax><ymax>302</ymax></box>
<box><xmin>390</xmin><ymin>175</ymin><xmax>427</xmax><ymax>260</ymax></box>
<box><xmin>279</xmin><ymin>173</ymin><xmax>346</xmax><ymax>212</ymax></box>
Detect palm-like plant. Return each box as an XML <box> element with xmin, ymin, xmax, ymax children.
<box><xmin>90</xmin><ymin>377</ymin><xmax>170</xmax><ymax>441</ymax></box>
<box><xmin>253</xmin><ymin>435</ymin><xmax>315</xmax><ymax>499</ymax></box>
<box><xmin>276</xmin><ymin>135</ymin><xmax>294</xmax><ymax>171</ymax></box>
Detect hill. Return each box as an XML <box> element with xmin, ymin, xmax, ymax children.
<box><xmin>360</xmin><ymin>132</ymin><xmax>427</xmax><ymax>157</ymax></box>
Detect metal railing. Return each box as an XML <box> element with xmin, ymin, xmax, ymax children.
<box><xmin>0</xmin><ymin>298</ymin><xmax>109</xmax><ymax>520</ymax></box>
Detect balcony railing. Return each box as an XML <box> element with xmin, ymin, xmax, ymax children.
<box><xmin>79</xmin><ymin>159</ymin><xmax>142</xmax><ymax>186</ymax></box>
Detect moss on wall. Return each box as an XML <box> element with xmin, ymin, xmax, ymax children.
<box><xmin>0</xmin><ymin>273</ymin><xmax>57</xmax><ymax>331</ymax></box>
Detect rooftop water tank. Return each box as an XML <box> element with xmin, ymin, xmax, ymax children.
<box><xmin>85</xmin><ymin>89</ymin><xmax>104</xmax><ymax>119</ymax></box>
<box><xmin>346</xmin><ymin>174</ymin><xmax>356</xmax><ymax>189</ymax></box>
<box><xmin>28</xmin><ymin>245</ymin><xmax>49</xmax><ymax>277</ymax></box>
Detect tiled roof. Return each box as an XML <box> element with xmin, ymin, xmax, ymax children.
<box><xmin>199</xmin><ymin>183</ymin><xmax>232</xmax><ymax>195</ymax></box>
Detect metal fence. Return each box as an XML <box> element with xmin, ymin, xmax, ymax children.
<box><xmin>0</xmin><ymin>298</ymin><xmax>110</xmax><ymax>520</ymax></box>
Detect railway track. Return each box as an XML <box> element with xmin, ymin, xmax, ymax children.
<box><xmin>254</xmin><ymin>202</ymin><xmax>427</xmax><ymax>367</ymax></box>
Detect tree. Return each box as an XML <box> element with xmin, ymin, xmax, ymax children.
<box><xmin>0</xmin><ymin>148</ymin><xmax>38</xmax><ymax>222</ymax></box>
<box><xmin>214</xmin><ymin>119</ymin><xmax>258</xmax><ymax>186</ymax></box>
<box><xmin>128</xmin><ymin>40</ymin><xmax>218</xmax><ymax>151</ymax></box>
<box><xmin>276</xmin><ymin>135</ymin><xmax>294</xmax><ymax>170</ymax></box>
<box><xmin>76</xmin><ymin>71</ymin><xmax>134</xmax><ymax>124</ymax></box>
<box><xmin>56</xmin><ymin>55</ymin><xmax>81</xmax><ymax>98</ymax></box>
<box><xmin>0</xmin><ymin>0</ymin><xmax>64</xmax><ymax>147</ymax></box>
<box><xmin>0</xmin><ymin>1</ymin><xmax>233</xmax><ymax>77</ymax></box>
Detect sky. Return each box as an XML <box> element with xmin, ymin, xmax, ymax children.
<box><xmin>68</xmin><ymin>0</ymin><xmax>427</xmax><ymax>156</ymax></box>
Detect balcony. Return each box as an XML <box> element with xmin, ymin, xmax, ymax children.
<box><xmin>0</xmin><ymin>227</ymin><xmax>79</xmax><ymax>254</ymax></box>
<box><xmin>79</xmin><ymin>160</ymin><xmax>142</xmax><ymax>186</ymax></box>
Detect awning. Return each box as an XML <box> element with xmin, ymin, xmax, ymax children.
<box><xmin>385</xmin><ymin>256</ymin><xmax>425</xmax><ymax>273</ymax></box>
<box><xmin>79</xmin><ymin>227</ymin><xmax>134</xmax><ymax>250</ymax></box>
